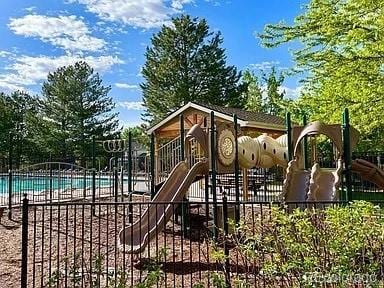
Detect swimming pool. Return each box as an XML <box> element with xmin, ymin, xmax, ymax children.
<box><xmin>0</xmin><ymin>175</ymin><xmax>113</xmax><ymax>195</ymax></box>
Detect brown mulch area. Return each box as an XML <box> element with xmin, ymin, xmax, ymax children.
<box><xmin>0</xmin><ymin>209</ymin><xmax>23</xmax><ymax>288</ymax></box>
<box><xmin>0</xmin><ymin>197</ymin><xmax>269</xmax><ymax>288</ymax></box>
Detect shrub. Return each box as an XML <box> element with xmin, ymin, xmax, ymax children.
<box><xmin>228</xmin><ymin>201</ymin><xmax>384</xmax><ymax>287</ymax></box>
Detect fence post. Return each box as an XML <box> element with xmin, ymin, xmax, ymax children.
<box><xmin>210</xmin><ymin>112</ymin><xmax>218</xmax><ymax>240</ymax></box>
<box><xmin>128</xmin><ymin>131</ymin><xmax>133</xmax><ymax>223</ymax></box>
<box><xmin>222</xmin><ymin>193</ymin><xmax>230</xmax><ymax>287</ymax></box>
<box><xmin>286</xmin><ymin>112</ymin><xmax>293</xmax><ymax>161</ymax></box>
<box><xmin>120</xmin><ymin>150</ymin><xmax>124</xmax><ymax>201</ymax></box>
<box><xmin>114</xmin><ymin>167</ymin><xmax>118</xmax><ymax>202</ymax></box>
<box><xmin>180</xmin><ymin>114</ymin><xmax>189</xmax><ymax>236</ymax></box>
<box><xmin>342</xmin><ymin>108</ymin><xmax>352</xmax><ymax>201</ymax></box>
<box><xmin>128</xmin><ymin>132</ymin><xmax>133</xmax><ymax>193</ymax></box>
<box><xmin>8</xmin><ymin>132</ymin><xmax>13</xmax><ymax>220</ymax></box>
<box><xmin>302</xmin><ymin>114</ymin><xmax>309</xmax><ymax>169</ymax></box>
<box><xmin>49</xmin><ymin>154</ymin><xmax>53</xmax><ymax>202</ymax></box>
<box><xmin>233</xmin><ymin>114</ymin><xmax>240</xmax><ymax>223</ymax></box>
<box><xmin>92</xmin><ymin>136</ymin><xmax>96</xmax><ymax>215</ymax></box>
<box><xmin>21</xmin><ymin>195</ymin><xmax>29</xmax><ymax>288</ymax></box>
<box><xmin>203</xmin><ymin>117</ymin><xmax>210</xmax><ymax>222</ymax></box>
<box><xmin>180</xmin><ymin>114</ymin><xmax>185</xmax><ymax>161</ymax></box>
<box><xmin>150</xmin><ymin>133</ymin><xmax>155</xmax><ymax>199</ymax></box>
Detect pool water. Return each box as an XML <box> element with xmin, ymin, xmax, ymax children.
<box><xmin>0</xmin><ymin>175</ymin><xmax>112</xmax><ymax>195</ymax></box>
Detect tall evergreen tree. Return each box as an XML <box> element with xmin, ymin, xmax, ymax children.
<box><xmin>243</xmin><ymin>70</ymin><xmax>263</xmax><ymax>113</ymax></box>
<box><xmin>243</xmin><ymin>68</ymin><xmax>287</xmax><ymax>117</ymax></box>
<box><xmin>263</xmin><ymin>67</ymin><xmax>285</xmax><ymax>116</ymax></box>
<box><xmin>42</xmin><ymin>61</ymin><xmax>119</xmax><ymax>163</ymax></box>
<box><xmin>142</xmin><ymin>15</ymin><xmax>246</xmax><ymax>123</ymax></box>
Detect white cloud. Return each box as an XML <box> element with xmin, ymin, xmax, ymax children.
<box><xmin>117</xmin><ymin>101</ymin><xmax>144</xmax><ymax>110</ymax></box>
<box><xmin>9</xmin><ymin>15</ymin><xmax>105</xmax><ymax>52</ymax></box>
<box><xmin>278</xmin><ymin>86</ymin><xmax>303</xmax><ymax>99</ymax></box>
<box><xmin>0</xmin><ymin>51</ymin><xmax>13</xmax><ymax>57</ymax></box>
<box><xmin>120</xmin><ymin>119</ymin><xmax>145</xmax><ymax>128</ymax></box>
<box><xmin>115</xmin><ymin>83</ymin><xmax>139</xmax><ymax>90</ymax></box>
<box><xmin>24</xmin><ymin>6</ymin><xmax>37</xmax><ymax>12</ymax></box>
<box><xmin>171</xmin><ymin>0</ymin><xmax>194</xmax><ymax>9</ymax></box>
<box><xmin>249</xmin><ymin>61</ymin><xmax>280</xmax><ymax>71</ymax></box>
<box><xmin>67</xmin><ymin>0</ymin><xmax>193</xmax><ymax>29</ymax></box>
<box><xmin>0</xmin><ymin>54</ymin><xmax>123</xmax><ymax>93</ymax></box>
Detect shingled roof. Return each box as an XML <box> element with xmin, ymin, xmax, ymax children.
<box><xmin>195</xmin><ymin>102</ymin><xmax>285</xmax><ymax>126</ymax></box>
<box><xmin>147</xmin><ymin>102</ymin><xmax>286</xmax><ymax>134</ymax></box>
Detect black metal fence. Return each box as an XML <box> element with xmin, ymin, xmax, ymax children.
<box><xmin>0</xmin><ymin>162</ymin><xmax>130</xmax><ymax>209</ymax></box>
<box><xmin>351</xmin><ymin>152</ymin><xmax>384</xmax><ymax>201</ymax></box>
<box><xmin>17</xmin><ymin>197</ymin><xmax>384</xmax><ymax>288</ymax></box>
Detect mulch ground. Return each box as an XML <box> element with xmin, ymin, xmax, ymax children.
<box><xmin>0</xmin><ymin>196</ymin><xmax>268</xmax><ymax>288</ymax></box>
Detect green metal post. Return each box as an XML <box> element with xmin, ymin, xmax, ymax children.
<box><xmin>210</xmin><ymin>112</ymin><xmax>218</xmax><ymax>240</ymax></box>
<box><xmin>233</xmin><ymin>114</ymin><xmax>240</xmax><ymax>223</ymax></box>
<box><xmin>204</xmin><ymin>117</ymin><xmax>210</xmax><ymax>222</ymax></box>
<box><xmin>150</xmin><ymin>133</ymin><xmax>155</xmax><ymax>199</ymax></box>
<box><xmin>302</xmin><ymin>114</ymin><xmax>309</xmax><ymax>169</ymax></box>
<box><xmin>180</xmin><ymin>114</ymin><xmax>185</xmax><ymax>161</ymax></box>
<box><xmin>342</xmin><ymin>108</ymin><xmax>352</xmax><ymax>201</ymax></box>
<box><xmin>180</xmin><ymin>114</ymin><xmax>188</xmax><ymax>236</ymax></box>
<box><xmin>286</xmin><ymin>112</ymin><xmax>293</xmax><ymax>161</ymax></box>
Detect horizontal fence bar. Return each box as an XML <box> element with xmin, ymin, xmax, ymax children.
<box><xmin>13</xmin><ymin>199</ymin><xmax>384</xmax><ymax>287</ymax></box>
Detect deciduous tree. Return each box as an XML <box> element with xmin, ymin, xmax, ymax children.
<box><xmin>259</xmin><ymin>0</ymin><xmax>384</xmax><ymax>149</ymax></box>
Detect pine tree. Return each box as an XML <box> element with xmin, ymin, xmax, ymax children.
<box><xmin>141</xmin><ymin>15</ymin><xmax>246</xmax><ymax>124</ymax></box>
<box><xmin>243</xmin><ymin>70</ymin><xmax>264</xmax><ymax>113</ymax></box>
<box><xmin>243</xmin><ymin>68</ymin><xmax>287</xmax><ymax>117</ymax></box>
<box><xmin>42</xmin><ymin>61</ymin><xmax>119</xmax><ymax>163</ymax></box>
<box><xmin>263</xmin><ymin>67</ymin><xmax>285</xmax><ymax>116</ymax></box>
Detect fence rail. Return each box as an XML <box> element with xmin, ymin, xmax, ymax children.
<box><xmin>16</xmin><ymin>198</ymin><xmax>384</xmax><ymax>288</ymax></box>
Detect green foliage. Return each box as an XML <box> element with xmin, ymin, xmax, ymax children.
<box><xmin>263</xmin><ymin>67</ymin><xmax>286</xmax><ymax>116</ymax></box>
<box><xmin>192</xmin><ymin>283</ymin><xmax>205</xmax><ymax>288</ymax></box>
<box><xmin>242</xmin><ymin>68</ymin><xmax>290</xmax><ymax>117</ymax></box>
<box><xmin>121</xmin><ymin>125</ymin><xmax>149</xmax><ymax>149</ymax></box>
<box><xmin>47</xmin><ymin>248</ymin><xmax>168</xmax><ymax>288</ymax></box>
<box><xmin>0</xmin><ymin>91</ymin><xmax>46</xmax><ymax>163</ymax></box>
<box><xmin>259</xmin><ymin>0</ymin><xmax>384</xmax><ymax>150</ymax></box>
<box><xmin>135</xmin><ymin>247</ymin><xmax>167</xmax><ymax>288</ymax></box>
<box><xmin>142</xmin><ymin>14</ymin><xmax>246</xmax><ymax>124</ymax></box>
<box><xmin>211</xmin><ymin>272</ymin><xmax>228</xmax><ymax>288</ymax></box>
<box><xmin>242</xmin><ymin>70</ymin><xmax>263</xmax><ymax>113</ymax></box>
<box><xmin>229</xmin><ymin>201</ymin><xmax>384</xmax><ymax>287</ymax></box>
<box><xmin>41</xmin><ymin>61</ymin><xmax>119</xmax><ymax>163</ymax></box>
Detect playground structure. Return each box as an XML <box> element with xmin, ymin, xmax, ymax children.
<box><xmin>145</xmin><ymin>102</ymin><xmax>384</xmax><ymax>204</ymax></box>
<box><xmin>118</xmin><ymin>104</ymin><xmax>384</xmax><ymax>252</ymax></box>
<box><xmin>5</xmin><ymin>103</ymin><xmax>384</xmax><ymax>287</ymax></box>
<box><xmin>3</xmin><ymin>102</ymin><xmax>384</xmax><ymax>212</ymax></box>
<box><xmin>119</xmin><ymin>119</ymin><xmax>288</xmax><ymax>251</ymax></box>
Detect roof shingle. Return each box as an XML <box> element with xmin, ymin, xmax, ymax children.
<box><xmin>195</xmin><ymin>102</ymin><xmax>285</xmax><ymax>126</ymax></box>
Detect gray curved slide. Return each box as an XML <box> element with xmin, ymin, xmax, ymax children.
<box><xmin>119</xmin><ymin>160</ymin><xmax>208</xmax><ymax>254</ymax></box>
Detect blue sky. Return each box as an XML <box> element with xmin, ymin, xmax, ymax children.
<box><xmin>0</xmin><ymin>0</ymin><xmax>307</xmax><ymax>128</ymax></box>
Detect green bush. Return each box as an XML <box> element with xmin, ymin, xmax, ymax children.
<box><xmin>229</xmin><ymin>201</ymin><xmax>384</xmax><ymax>287</ymax></box>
